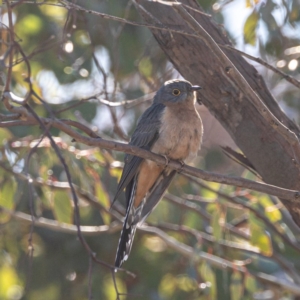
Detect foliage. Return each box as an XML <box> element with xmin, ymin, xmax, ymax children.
<box><xmin>1</xmin><ymin>0</ymin><xmax>300</xmax><ymax>299</ymax></box>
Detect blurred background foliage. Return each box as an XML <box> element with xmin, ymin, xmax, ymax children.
<box><xmin>1</xmin><ymin>0</ymin><xmax>300</xmax><ymax>299</ymax></box>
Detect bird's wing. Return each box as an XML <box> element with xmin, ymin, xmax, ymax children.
<box><xmin>112</xmin><ymin>103</ymin><xmax>165</xmax><ymax>205</ymax></box>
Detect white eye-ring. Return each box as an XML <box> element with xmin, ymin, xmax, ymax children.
<box><xmin>172</xmin><ymin>89</ymin><xmax>181</xmax><ymax>96</ymax></box>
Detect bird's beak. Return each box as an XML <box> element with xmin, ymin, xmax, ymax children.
<box><xmin>191</xmin><ymin>85</ymin><xmax>202</xmax><ymax>91</ymax></box>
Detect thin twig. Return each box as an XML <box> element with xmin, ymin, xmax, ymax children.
<box><xmin>222</xmin><ymin>45</ymin><xmax>300</xmax><ymax>89</ymax></box>
<box><xmin>0</xmin><ymin>113</ymin><xmax>21</xmax><ymax>121</ymax></box>
<box><xmin>164</xmin><ymin>193</ymin><xmax>249</xmax><ymax>239</ymax></box>
<box><xmin>1</xmin><ymin>206</ymin><xmax>121</xmax><ymax>235</ymax></box>
<box><xmin>156</xmin><ymin>222</ymin><xmax>300</xmax><ymax>284</ymax></box>
<box><xmin>97</xmin><ymin>93</ymin><xmax>155</xmax><ymax>108</ymax></box>
<box><xmin>186</xmin><ymin>176</ymin><xmax>300</xmax><ymax>252</ymax></box>
<box><xmin>88</xmin><ymin>255</ymin><xmax>93</xmax><ymax>300</ymax></box>
<box><xmin>140</xmin><ymin>225</ymin><xmax>300</xmax><ymax>295</ymax></box>
<box><xmin>54</xmin><ymin>94</ymin><xmax>101</xmax><ymax>114</ymax></box>
<box><xmin>24</xmin><ymin>131</ymin><xmax>48</xmax><ymax>291</ymax></box>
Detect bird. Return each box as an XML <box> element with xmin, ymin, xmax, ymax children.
<box><xmin>113</xmin><ymin>79</ymin><xmax>203</xmax><ymax>269</ymax></box>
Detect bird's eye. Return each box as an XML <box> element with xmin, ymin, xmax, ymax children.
<box><xmin>172</xmin><ymin>89</ymin><xmax>181</xmax><ymax>96</ymax></box>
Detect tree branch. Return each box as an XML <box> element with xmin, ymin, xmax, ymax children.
<box><xmin>1</xmin><ymin>206</ymin><xmax>121</xmax><ymax>236</ymax></box>
<box><xmin>1</xmin><ymin>115</ymin><xmax>299</xmax><ymax>202</ymax></box>
<box><xmin>222</xmin><ymin>45</ymin><xmax>300</xmax><ymax>89</ymax></box>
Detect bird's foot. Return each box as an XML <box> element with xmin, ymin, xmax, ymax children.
<box><xmin>162</xmin><ymin>155</ymin><xmax>170</xmax><ymax>169</ymax></box>
<box><xmin>178</xmin><ymin>160</ymin><xmax>185</xmax><ymax>173</ymax></box>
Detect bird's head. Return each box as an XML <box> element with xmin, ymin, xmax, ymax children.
<box><xmin>153</xmin><ymin>79</ymin><xmax>202</xmax><ymax>106</ymax></box>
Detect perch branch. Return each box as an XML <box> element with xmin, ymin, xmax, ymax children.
<box><xmin>1</xmin><ymin>116</ymin><xmax>299</xmax><ymax>202</ymax></box>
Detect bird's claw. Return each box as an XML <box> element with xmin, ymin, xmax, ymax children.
<box><xmin>162</xmin><ymin>155</ymin><xmax>169</xmax><ymax>169</ymax></box>
<box><xmin>178</xmin><ymin>160</ymin><xmax>185</xmax><ymax>173</ymax></box>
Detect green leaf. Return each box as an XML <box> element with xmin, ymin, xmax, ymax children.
<box><xmin>243</xmin><ymin>10</ymin><xmax>259</xmax><ymax>45</ymax></box>
<box><xmin>16</xmin><ymin>14</ymin><xmax>43</xmax><ymax>36</ymax></box>
<box><xmin>52</xmin><ymin>190</ymin><xmax>73</xmax><ymax>224</ymax></box>
<box><xmin>159</xmin><ymin>273</ymin><xmax>177</xmax><ymax>298</ymax></box>
<box><xmin>177</xmin><ymin>275</ymin><xmax>197</xmax><ymax>292</ymax></box>
<box><xmin>39</xmin><ymin>4</ymin><xmax>67</xmax><ymax>21</ymax></box>
<box><xmin>0</xmin><ymin>129</ymin><xmax>12</xmax><ymax>144</ymax></box>
<box><xmin>246</xmin><ymin>0</ymin><xmax>252</xmax><ymax>8</ymax></box>
<box><xmin>198</xmin><ymin>262</ymin><xmax>217</xmax><ymax>299</ymax></box>
<box><xmin>95</xmin><ymin>181</ymin><xmax>111</xmax><ymax>225</ymax></box>
<box><xmin>109</xmin><ymin>167</ymin><xmax>122</xmax><ymax>182</ymax></box>
<box><xmin>139</xmin><ymin>57</ymin><xmax>153</xmax><ymax>78</ymax></box>
<box><xmin>211</xmin><ymin>205</ymin><xmax>222</xmax><ymax>240</ymax></box>
<box><xmin>230</xmin><ymin>271</ymin><xmax>243</xmax><ymax>300</ymax></box>
<box><xmin>0</xmin><ymin>178</ymin><xmax>16</xmax><ymax>210</ymax></box>
<box><xmin>244</xmin><ymin>274</ymin><xmax>257</xmax><ymax>293</ymax></box>
<box><xmin>184</xmin><ymin>211</ymin><xmax>202</xmax><ymax>229</ymax></box>
<box><xmin>201</xmin><ymin>182</ymin><xmax>220</xmax><ymax>199</ymax></box>
<box><xmin>258</xmin><ymin>194</ymin><xmax>282</xmax><ymax>223</ymax></box>
<box><xmin>0</xmin><ymin>178</ymin><xmax>17</xmax><ymax>223</ymax></box>
<box><xmin>0</xmin><ymin>264</ymin><xmax>21</xmax><ymax>299</ymax></box>
<box><xmin>249</xmin><ymin>213</ymin><xmax>272</xmax><ymax>256</ymax></box>
<box><xmin>103</xmin><ymin>275</ymin><xmax>126</xmax><ymax>300</ymax></box>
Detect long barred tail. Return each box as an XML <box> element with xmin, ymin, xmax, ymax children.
<box><xmin>114</xmin><ymin>217</ymin><xmax>137</xmax><ymax>269</ymax></box>
<box><xmin>115</xmin><ymin>178</ymin><xmax>139</xmax><ymax>269</ymax></box>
